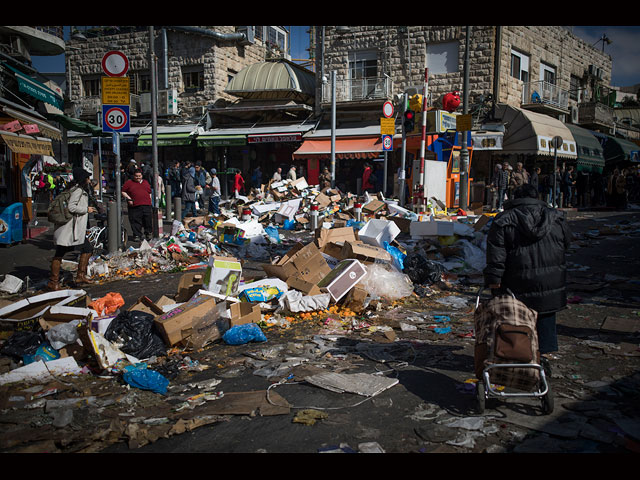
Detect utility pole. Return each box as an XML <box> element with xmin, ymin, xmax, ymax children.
<box><xmin>399</xmin><ymin>92</ymin><xmax>408</xmax><ymax>207</ymax></box>
<box><xmin>459</xmin><ymin>26</ymin><xmax>471</xmax><ymax>211</ymax></box>
<box><xmin>149</xmin><ymin>26</ymin><xmax>160</xmax><ymax>238</ymax></box>
<box><xmin>330</xmin><ymin>70</ymin><xmax>336</xmax><ymax>188</ymax></box>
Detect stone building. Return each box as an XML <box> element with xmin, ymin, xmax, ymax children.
<box><xmin>302</xmin><ymin>26</ymin><xmax>621</xmax><ymax>206</ymax></box>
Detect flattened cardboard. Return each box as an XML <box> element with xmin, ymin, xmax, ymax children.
<box><xmin>363</xmin><ymin>200</ymin><xmax>385</xmax><ymax>215</ymax></box>
<box><xmin>341</xmin><ymin>241</ymin><xmax>392</xmax><ymax>264</ymax></box>
<box><xmin>128</xmin><ymin>296</ymin><xmax>165</xmax><ymax>316</ymax></box>
<box><xmin>315</xmin><ymin>226</ymin><xmax>357</xmax><ymax>248</ymax></box>
<box><xmin>0</xmin><ymin>290</ymin><xmax>87</xmax><ymax>322</ymax></box>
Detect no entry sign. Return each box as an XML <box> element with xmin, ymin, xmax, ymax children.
<box><xmin>102</xmin><ymin>105</ymin><xmax>130</xmax><ymax>133</ymax></box>
<box><xmin>102</xmin><ymin>51</ymin><xmax>129</xmax><ymax>77</ymax></box>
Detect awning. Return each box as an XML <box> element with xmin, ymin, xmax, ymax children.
<box><xmin>565</xmin><ymin>124</ymin><xmax>605</xmax><ymax>173</ymax></box>
<box><xmin>197</xmin><ymin>134</ymin><xmax>246</xmax><ymax>147</ymax></box>
<box><xmin>1</xmin><ymin>106</ymin><xmax>62</xmax><ymax>141</ymax></box>
<box><xmin>471</xmin><ymin>131</ymin><xmax>504</xmax><ymax>151</ymax></box>
<box><xmin>293</xmin><ymin>136</ymin><xmax>383</xmax><ymax>160</ymax></box>
<box><xmin>0</xmin><ymin>131</ymin><xmax>54</xmax><ymax>156</ymax></box>
<box><xmin>595</xmin><ymin>133</ymin><xmax>640</xmax><ymax>165</ymax></box>
<box><xmin>137</xmin><ymin>132</ymin><xmax>196</xmax><ymax>147</ymax></box>
<box><xmin>1</xmin><ymin>62</ymin><xmax>64</xmax><ymax>110</ymax></box>
<box><xmin>45</xmin><ymin>113</ymin><xmax>107</xmax><ymax>137</ymax></box>
<box><xmin>494</xmin><ymin>104</ymin><xmax>576</xmax><ymax>159</ymax></box>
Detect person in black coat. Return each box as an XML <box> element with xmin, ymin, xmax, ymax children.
<box><xmin>483</xmin><ymin>184</ymin><xmax>572</xmax><ymax>366</ymax></box>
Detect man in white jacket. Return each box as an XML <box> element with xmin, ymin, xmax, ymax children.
<box><xmin>47</xmin><ymin>168</ymin><xmax>96</xmax><ymax>290</ymax></box>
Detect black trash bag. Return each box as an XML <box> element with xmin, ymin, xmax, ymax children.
<box><xmin>0</xmin><ymin>330</ymin><xmax>46</xmax><ymax>360</ymax></box>
<box><xmin>105</xmin><ymin>310</ymin><xmax>167</xmax><ymax>359</ymax></box>
<box><xmin>403</xmin><ymin>252</ymin><xmax>445</xmax><ymax>285</ymax></box>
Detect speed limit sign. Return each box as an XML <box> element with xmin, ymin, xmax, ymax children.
<box><xmin>102</xmin><ymin>105</ymin><xmax>130</xmax><ymax>133</ymax></box>
<box><xmin>382</xmin><ymin>134</ymin><xmax>393</xmax><ymax>151</ymax></box>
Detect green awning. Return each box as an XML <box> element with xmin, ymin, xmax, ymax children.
<box><xmin>46</xmin><ymin>113</ymin><xmax>108</xmax><ymax>136</ymax></box>
<box><xmin>565</xmin><ymin>124</ymin><xmax>605</xmax><ymax>174</ymax></box>
<box><xmin>601</xmin><ymin>135</ymin><xmax>640</xmax><ymax>164</ymax></box>
<box><xmin>2</xmin><ymin>62</ymin><xmax>64</xmax><ymax>110</ymax></box>
<box><xmin>196</xmin><ymin>134</ymin><xmax>246</xmax><ymax>147</ymax></box>
<box><xmin>137</xmin><ymin>133</ymin><xmax>195</xmax><ymax>147</ymax></box>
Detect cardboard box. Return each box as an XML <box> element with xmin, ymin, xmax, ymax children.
<box><xmin>175</xmin><ymin>273</ymin><xmax>205</xmax><ymax>303</ymax></box>
<box><xmin>357</xmin><ymin>219</ymin><xmax>401</xmax><ymax>248</ymax></box>
<box><xmin>262</xmin><ymin>242</ymin><xmax>330</xmax><ymax>285</ymax></box>
<box><xmin>317</xmin><ymin>259</ymin><xmax>367</xmax><ymax>302</ymax></box>
<box><xmin>315</xmin><ymin>226</ymin><xmax>357</xmax><ymax>249</ymax></box>
<box><xmin>189</xmin><ymin>303</ymin><xmax>229</xmax><ymax>350</ymax></box>
<box><xmin>204</xmin><ymin>256</ymin><xmax>242</xmax><ymax>296</ymax></box>
<box><xmin>128</xmin><ymin>296</ymin><xmax>165</xmax><ymax>317</ymax></box>
<box><xmin>0</xmin><ymin>290</ymin><xmax>87</xmax><ymax>323</ymax></box>
<box><xmin>218</xmin><ymin>223</ymin><xmax>247</xmax><ymax>245</ymax></box>
<box><xmin>410</xmin><ymin>220</ymin><xmax>455</xmax><ymax>237</ymax></box>
<box><xmin>363</xmin><ymin>200</ymin><xmax>385</xmax><ymax>215</ymax></box>
<box><xmin>286</xmin><ymin>275</ymin><xmax>323</xmax><ymax>296</ymax></box>
<box><xmin>229</xmin><ymin>302</ymin><xmax>261</xmax><ymax>326</ymax></box>
<box><xmin>341</xmin><ymin>241</ymin><xmax>392</xmax><ymax>264</ymax></box>
<box><xmin>343</xmin><ymin>284</ymin><xmax>368</xmax><ymax>312</ymax></box>
<box><xmin>154</xmin><ymin>295</ymin><xmax>220</xmax><ymax>346</ymax></box>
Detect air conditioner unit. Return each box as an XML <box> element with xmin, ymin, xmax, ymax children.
<box><xmin>139</xmin><ymin>93</ymin><xmax>152</xmax><ymax>114</ymax></box>
<box><xmin>158</xmin><ymin>89</ymin><xmax>178</xmax><ymax>116</ymax></box>
<box><xmin>236</xmin><ymin>26</ymin><xmax>255</xmax><ymax>45</ymax></box>
<box><xmin>570</xmin><ymin>105</ymin><xmax>579</xmax><ymax>124</ymax></box>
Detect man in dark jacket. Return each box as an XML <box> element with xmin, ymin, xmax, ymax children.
<box><xmin>483</xmin><ymin>184</ymin><xmax>572</xmax><ymax>370</ymax></box>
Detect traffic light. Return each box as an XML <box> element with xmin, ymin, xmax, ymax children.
<box><xmin>403</xmin><ymin>109</ymin><xmax>415</xmax><ymax>132</ymax></box>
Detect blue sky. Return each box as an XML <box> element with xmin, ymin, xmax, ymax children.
<box><xmin>31</xmin><ymin>26</ymin><xmax>640</xmax><ymax>87</ymax></box>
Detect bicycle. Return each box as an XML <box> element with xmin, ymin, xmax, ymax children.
<box><xmin>86</xmin><ymin>197</ymin><xmax>128</xmax><ymax>253</ymax></box>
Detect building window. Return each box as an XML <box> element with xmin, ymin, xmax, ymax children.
<box><xmin>540</xmin><ymin>62</ymin><xmax>556</xmax><ymax>85</ymax></box>
<box><xmin>182</xmin><ymin>65</ymin><xmax>204</xmax><ymax>92</ymax></box>
<box><xmin>510</xmin><ymin>49</ymin><xmax>529</xmax><ymax>82</ymax></box>
<box><xmin>349</xmin><ymin>50</ymin><xmax>377</xmax><ymax>80</ymax></box>
<box><xmin>570</xmin><ymin>75</ymin><xmax>582</xmax><ymax>101</ymax></box>
<box><xmin>426</xmin><ymin>41</ymin><xmax>459</xmax><ymax>75</ymax></box>
<box><xmin>82</xmin><ymin>76</ymin><xmax>101</xmax><ymax>97</ymax></box>
<box><xmin>130</xmin><ymin>72</ymin><xmax>151</xmax><ymax>95</ymax></box>
<box><xmin>266</xmin><ymin>26</ymin><xmax>287</xmax><ymax>53</ymax></box>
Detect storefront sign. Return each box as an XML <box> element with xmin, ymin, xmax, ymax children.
<box><xmin>248</xmin><ymin>133</ymin><xmax>301</xmax><ymax>143</ymax></box>
<box><xmin>0</xmin><ymin>133</ymin><xmax>53</xmax><ymax>155</ymax></box>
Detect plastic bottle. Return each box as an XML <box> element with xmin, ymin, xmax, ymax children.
<box><xmin>310</xmin><ymin>204</ymin><xmax>319</xmax><ymax>230</ymax></box>
<box><xmin>354</xmin><ymin>203</ymin><xmax>362</xmax><ymax>222</ymax></box>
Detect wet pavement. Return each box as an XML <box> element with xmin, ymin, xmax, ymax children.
<box><xmin>1</xmin><ymin>209</ymin><xmax>639</xmax><ymax>453</ymax></box>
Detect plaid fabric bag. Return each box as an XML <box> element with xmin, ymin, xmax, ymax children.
<box><xmin>474</xmin><ymin>293</ymin><xmax>540</xmax><ymax>391</ymax></box>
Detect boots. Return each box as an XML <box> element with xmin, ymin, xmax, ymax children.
<box><xmin>75</xmin><ymin>252</ymin><xmax>93</xmax><ymax>285</ymax></box>
<box><xmin>47</xmin><ymin>257</ymin><xmax>63</xmax><ymax>291</ymax></box>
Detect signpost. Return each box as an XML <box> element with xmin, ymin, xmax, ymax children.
<box><xmin>101</xmin><ymin>50</ymin><xmax>130</xmax><ymax>250</ymax></box>
<box><xmin>381</xmin><ymin>101</ymin><xmax>394</xmax><ymax>196</ymax></box>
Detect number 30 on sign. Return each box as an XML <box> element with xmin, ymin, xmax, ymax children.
<box><xmin>102</xmin><ymin>105</ymin><xmax>130</xmax><ymax>133</ymax></box>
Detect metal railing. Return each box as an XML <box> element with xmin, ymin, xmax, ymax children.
<box><xmin>522</xmin><ymin>80</ymin><xmax>569</xmax><ymax>110</ymax></box>
<box><xmin>322</xmin><ymin>75</ymin><xmax>393</xmax><ymax>103</ymax></box>
<box><xmin>32</xmin><ymin>26</ymin><xmax>64</xmax><ymax>40</ymax></box>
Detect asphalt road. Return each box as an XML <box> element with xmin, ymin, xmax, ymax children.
<box><xmin>1</xmin><ymin>209</ymin><xmax>640</xmax><ymax>454</ymax></box>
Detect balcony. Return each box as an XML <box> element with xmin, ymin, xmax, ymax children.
<box><xmin>577</xmin><ymin>101</ymin><xmax>615</xmax><ymax>131</ymax></box>
<box><xmin>321</xmin><ymin>75</ymin><xmax>393</xmax><ymax>105</ymax></box>
<box><xmin>521</xmin><ymin>81</ymin><xmax>569</xmax><ymax>115</ymax></box>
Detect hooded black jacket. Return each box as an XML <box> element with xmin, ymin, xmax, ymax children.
<box><xmin>483</xmin><ymin>197</ymin><xmax>572</xmax><ymax>314</ymax></box>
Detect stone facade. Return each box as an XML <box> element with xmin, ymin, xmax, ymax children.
<box><xmin>68</xmin><ymin>27</ymin><xmax>269</xmax><ymax>124</ymax></box>
<box><xmin>315</xmin><ymin>26</ymin><xmax>612</xmax><ymax>115</ymax></box>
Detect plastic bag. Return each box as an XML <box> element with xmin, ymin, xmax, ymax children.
<box><xmin>46</xmin><ymin>319</ymin><xmax>82</xmax><ymax>350</ymax></box>
<box><xmin>105</xmin><ymin>310</ymin><xmax>167</xmax><ymax>359</ymax></box>
<box><xmin>122</xmin><ymin>365</ymin><xmax>169</xmax><ymax>394</ymax></box>
<box><xmin>89</xmin><ymin>292</ymin><xmax>125</xmax><ymax>316</ymax></box>
<box><xmin>359</xmin><ymin>263</ymin><xmax>414</xmax><ymax>301</ymax></box>
<box><xmin>264</xmin><ymin>226</ymin><xmax>281</xmax><ymax>244</ymax></box>
<box><xmin>222</xmin><ymin>323</ymin><xmax>267</xmax><ymax>345</ymax></box>
<box><xmin>0</xmin><ymin>330</ymin><xmax>45</xmax><ymax>359</ymax></box>
<box><xmin>383</xmin><ymin>241</ymin><xmax>406</xmax><ymax>271</ymax></box>
<box><xmin>23</xmin><ymin>343</ymin><xmax>60</xmax><ymax>365</ymax></box>
<box><xmin>403</xmin><ymin>251</ymin><xmax>444</xmax><ymax>284</ymax></box>
<box><xmin>458</xmin><ymin>239</ymin><xmax>486</xmax><ymax>272</ymax></box>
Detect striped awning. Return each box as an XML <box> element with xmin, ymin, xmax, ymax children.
<box><xmin>565</xmin><ymin>124</ymin><xmax>605</xmax><ymax>173</ymax></box>
<box><xmin>293</xmin><ymin>136</ymin><xmax>383</xmax><ymax>160</ymax></box>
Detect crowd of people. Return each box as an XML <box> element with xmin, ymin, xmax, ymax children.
<box><xmin>489</xmin><ymin>161</ymin><xmax>640</xmax><ymax>212</ymax></box>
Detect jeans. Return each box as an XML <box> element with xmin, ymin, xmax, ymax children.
<box><xmin>208</xmin><ymin>195</ymin><xmax>220</xmax><ymax>215</ymax></box>
<box><xmin>496</xmin><ymin>188</ymin><xmax>507</xmax><ymax>209</ymax></box>
<box><xmin>182</xmin><ymin>201</ymin><xmax>197</xmax><ymax>219</ymax></box>
<box><xmin>536</xmin><ymin>312</ymin><xmax>558</xmax><ymax>354</ymax></box>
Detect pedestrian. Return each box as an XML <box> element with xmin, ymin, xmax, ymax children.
<box><xmin>47</xmin><ymin>168</ymin><xmax>97</xmax><ymax>291</ymax></box>
<box><xmin>233</xmin><ymin>169</ymin><xmax>245</xmax><ymax>196</ymax></box>
<box><xmin>510</xmin><ymin>162</ymin><xmax>529</xmax><ymax>192</ymax></box>
<box><xmin>168</xmin><ymin>160</ymin><xmax>182</xmax><ymax>198</ymax></box>
<box><xmin>181</xmin><ymin>167</ymin><xmax>197</xmax><ymax>219</ymax></box>
<box><xmin>287</xmin><ymin>165</ymin><xmax>297</xmax><ymax>181</ymax></box>
<box><xmin>505</xmin><ymin>163</ymin><xmax>514</xmax><ymax>200</ymax></box>
<box><xmin>562</xmin><ymin>165</ymin><xmax>576</xmax><ymax>207</ymax></box>
<box><xmin>617</xmin><ymin>168</ymin><xmax>628</xmax><ymax>209</ymax></box>
<box><xmin>251</xmin><ymin>166</ymin><xmax>263</xmax><ymax>189</ymax></box>
<box><xmin>319</xmin><ymin>166</ymin><xmax>331</xmax><ymax>190</ymax></box>
<box><xmin>272</xmin><ymin>167</ymin><xmax>282</xmax><ymax>183</ymax></box>
<box><xmin>494</xmin><ymin>162</ymin><xmax>510</xmax><ymax>211</ymax></box>
<box><xmin>193</xmin><ymin>161</ymin><xmax>207</xmax><ymax>212</ymax></box>
<box><xmin>121</xmin><ymin>168</ymin><xmax>153</xmax><ymax>242</ymax></box>
<box><xmin>126</xmin><ymin>159</ymin><xmax>137</xmax><ymax>180</ymax></box>
<box><xmin>484</xmin><ymin>183</ymin><xmax>573</xmax><ymax>373</ymax></box>
<box><xmin>208</xmin><ymin>168</ymin><xmax>221</xmax><ymax>215</ymax></box>
<box><xmin>530</xmin><ymin>167</ymin><xmax>540</xmax><ymax>199</ymax></box>
<box><xmin>362</xmin><ymin>163</ymin><xmax>374</xmax><ymax>193</ymax></box>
